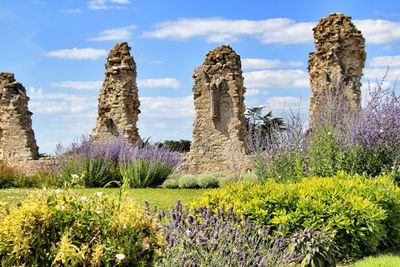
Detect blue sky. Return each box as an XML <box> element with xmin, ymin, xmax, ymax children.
<box><xmin>1</xmin><ymin>0</ymin><xmax>400</xmax><ymax>153</ymax></box>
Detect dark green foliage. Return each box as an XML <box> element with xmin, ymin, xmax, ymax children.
<box><xmin>157</xmin><ymin>139</ymin><xmax>191</xmax><ymax>152</ymax></box>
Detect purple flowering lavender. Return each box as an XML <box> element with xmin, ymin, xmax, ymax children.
<box><xmin>155</xmin><ymin>201</ymin><xmax>337</xmax><ymax>266</ymax></box>
<box><xmin>251</xmin><ymin>75</ymin><xmax>400</xmax><ymax>179</ymax></box>
<box><xmin>55</xmin><ymin>135</ymin><xmax>182</xmax><ymax>188</ymax></box>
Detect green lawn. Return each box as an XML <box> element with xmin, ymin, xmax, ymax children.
<box><xmin>351</xmin><ymin>254</ymin><xmax>400</xmax><ymax>267</ymax></box>
<box><xmin>0</xmin><ymin>188</ymin><xmax>206</xmax><ymax>210</ymax></box>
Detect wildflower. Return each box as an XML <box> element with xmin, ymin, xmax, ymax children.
<box><xmin>95</xmin><ymin>210</ymin><xmax>103</xmax><ymax>215</ymax></box>
<box><xmin>80</xmin><ymin>196</ymin><xmax>88</xmax><ymax>202</ymax></box>
<box><xmin>71</xmin><ymin>174</ymin><xmax>79</xmax><ymax>179</ymax></box>
<box><xmin>60</xmin><ymin>205</ymin><xmax>65</xmax><ymax>210</ymax></box>
<box><xmin>42</xmin><ymin>187</ymin><xmax>47</xmax><ymax>191</ymax></box>
<box><xmin>54</xmin><ymin>189</ymin><xmax>61</xmax><ymax>194</ymax></box>
<box><xmin>95</xmin><ymin>192</ymin><xmax>103</xmax><ymax>197</ymax></box>
<box><xmin>327</xmin><ymin>131</ymin><xmax>332</xmax><ymax>135</ymax></box>
<box><xmin>143</xmin><ymin>242</ymin><xmax>150</xmax><ymax>250</ymax></box>
<box><xmin>116</xmin><ymin>253</ymin><xmax>125</xmax><ymax>260</ymax></box>
<box><xmin>123</xmin><ymin>224</ymin><xmax>127</xmax><ymax>229</ymax></box>
<box><xmin>186</xmin><ymin>230</ymin><xmax>194</xmax><ymax>238</ymax></box>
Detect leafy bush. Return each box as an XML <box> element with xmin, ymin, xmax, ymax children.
<box><xmin>161</xmin><ymin>172</ymin><xmax>259</xmax><ymax>189</ymax></box>
<box><xmin>157</xmin><ymin>139</ymin><xmax>191</xmax><ymax>152</ymax></box>
<box><xmin>177</xmin><ymin>175</ymin><xmax>200</xmax><ymax>189</ymax></box>
<box><xmin>251</xmin><ymin>111</ymin><xmax>306</xmax><ymax>182</ymax></box>
<box><xmin>120</xmin><ymin>159</ymin><xmax>173</xmax><ymax>188</ymax></box>
<box><xmin>156</xmin><ymin>201</ymin><xmax>338</xmax><ymax>266</ymax></box>
<box><xmin>0</xmin><ymin>190</ymin><xmax>163</xmax><ymax>266</ymax></box>
<box><xmin>160</xmin><ymin>178</ymin><xmax>179</xmax><ymax>189</ymax></box>
<box><xmin>0</xmin><ymin>164</ymin><xmax>56</xmax><ymax>189</ymax></box>
<box><xmin>192</xmin><ymin>174</ymin><xmax>400</xmax><ymax>260</ymax></box>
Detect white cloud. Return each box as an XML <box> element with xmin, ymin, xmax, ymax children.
<box><xmin>140</xmin><ymin>96</ymin><xmax>194</xmax><ymax>118</ymax></box>
<box><xmin>143</xmin><ymin>17</ymin><xmax>314</xmax><ymax>44</ymax></box>
<box><xmin>354</xmin><ymin>19</ymin><xmax>400</xmax><ymax>44</ymax></box>
<box><xmin>45</xmin><ymin>48</ymin><xmax>107</xmax><ymax>60</ymax></box>
<box><xmin>144</xmin><ymin>17</ymin><xmax>400</xmax><ymax>45</ymax></box>
<box><xmin>50</xmin><ymin>81</ymin><xmax>102</xmax><ymax>90</ymax></box>
<box><xmin>369</xmin><ymin>55</ymin><xmax>400</xmax><ymax>67</ymax></box>
<box><xmin>28</xmin><ymin>87</ymin><xmax>97</xmax><ymax>114</ymax></box>
<box><xmin>242</xmin><ymin>58</ymin><xmax>303</xmax><ymax>70</ymax></box>
<box><xmin>245</xmin><ymin>88</ymin><xmax>261</xmax><ymax>97</ymax></box>
<box><xmin>244</xmin><ymin>69</ymin><xmax>309</xmax><ymax>89</ymax></box>
<box><xmin>88</xmin><ymin>25</ymin><xmax>136</xmax><ymax>41</ymax></box>
<box><xmin>265</xmin><ymin>96</ymin><xmax>309</xmax><ymax>113</ymax></box>
<box><xmin>363</xmin><ymin>67</ymin><xmax>400</xmax><ymax>81</ymax></box>
<box><xmin>61</xmin><ymin>9</ymin><xmax>82</xmax><ymax>14</ymax></box>
<box><xmin>138</xmin><ymin>78</ymin><xmax>180</xmax><ymax>88</ymax></box>
<box><xmin>50</xmin><ymin>78</ymin><xmax>180</xmax><ymax>90</ymax></box>
<box><xmin>88</xmin><ymin>0</ymin><xmax>130</xmax><ymax>10</ymax></box>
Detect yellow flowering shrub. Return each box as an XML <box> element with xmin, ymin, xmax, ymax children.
<box><xmin>192</xmin><ymin>173</ymin><xmax>400</xmax><ymax>260</ymax></box>
<box><xmin>0</xmin><ymin>190</ymin><xmax>164</xmax><ymax>266</ymax></box>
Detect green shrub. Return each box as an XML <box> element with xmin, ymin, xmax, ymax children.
<box><xmin>192</xmin><ymin>173</ymin><xmax>400</xmax><ymax>260</ymax></box>
<box><xmin>120</xmin><ymin>159</ymin><xmax>173</xmax><ymax>188</ymax></box>
<box><xmin>178</xmin><ymin>175</ymin><xmax>200</xmax><ymax>189</ymax></box>
<box><xmin>0</xmin><ymin>190</ymin><xmax>164</xmax><ymax>266</ymax></box>
<box><xmin>197</xmin><ymin>175</ymin><xmax>219</xmax><ymax>188</ymax></box>
<box><xmin>162</xmin><ymin>172</ymin><xmax>259</xmax><ymax>189</ymax></box>
<box><xmin>0</xmin><ymin>164</ymin><xmax>57</xmax><ymax>189</ymax></box>
<box><xmin>160</xmin><ymin>178</ymin><xmax>179</xmax><ymax>189</ymax></box>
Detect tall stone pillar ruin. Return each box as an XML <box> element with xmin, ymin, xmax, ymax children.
<box><xmin>0</xmin><ymin>73</ymin><xmax>39</xmax><ymax>162</ymax></box>
<box><xmin>92</xmin><ymin>42</ymin><xmax>141</xmax><ymax>143</ymax></box>
<box><xmin>308</xmin><ymin>13</ymin><xmax>366</xmax><ymax>126</ymax></box>
<box><xmin>178</xmin><ymin>45</ymin><xmax>250</xmax><ymax>174</ymax></box>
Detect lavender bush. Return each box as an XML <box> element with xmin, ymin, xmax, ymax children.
<box><xmin>250</xmin><ymin>111</ymin><xmax>306</xmax><ymax>182</ymax></box>
<box><xmin>55</xmin><ymin>136</ymin><xmax>181</xmax><ymax>188</ymax></box>
<box><xmin>155</xmin><ymin>201</ymin><xmax>338</xmax><ymax>267</ymax></box>
<box><xmin>250</xmin><ymin>76</ymin><xmax>400</xmax><ymax>181</ymax></box>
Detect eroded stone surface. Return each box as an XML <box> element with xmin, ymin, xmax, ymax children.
<box><xmin>308</xmin><ymin>13</ymin><xmax>366</xmax><ymax>125</ymax></box>
<box><xmin>178</xmin><ymin>45</ymin><xmax>252</xmax><ymax>174</ymax></box>
<box><xmin>92</xmin><ymin>42</ymin><xmax>141</xmax><ymax>143</ymax></box>
<box><xmin>0</xmin><ymin>72</ymin><xmax>39</xmax><ymax>162</ymax></box>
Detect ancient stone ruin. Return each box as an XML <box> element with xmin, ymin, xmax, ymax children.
<box><xmin>178</xmin><ymin>45</ymin><xmax>251</xmax><ymax>174</ymax></box>
<box><xmin>308</xmin><ymin>13</ymin><xmax>366</xmax><ymax>126</ymax></box>
<box><xmin>0</xmin><ymin>72</ymin><xmax>39</xmax><ymax>162</ymax></box>
<box><xmin>92</xmin><ymin>42</ymin><xmax>141</xmax><ymax>143</ymax></box>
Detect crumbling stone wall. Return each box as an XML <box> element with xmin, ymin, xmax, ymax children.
<box><xmin>308</xmin><ymin>13</ymin><xmax>366</xmax><ymax>126</ymax></box>
<box><xmin>178</xmin><ymin>45</ymin><xmax>251</xmax><ymax>174</ymax></box>
<box><xmin>0</xmin><ymin>72</ymin><xmax>39</xmax><ymax>162</ymax></box>
<box><xmin>92</xmin><ymin>42</ymin><xmax>141</xmax><ymax>143</ymax></box>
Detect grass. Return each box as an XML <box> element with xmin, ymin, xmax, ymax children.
<box><xmin>350</xmin><ymin>253</ymin><xmax>400</xmax><ymax>267</ymax></box>
<box><xmin>0</xmin><ymin>188</ymin><xmax>206</xmax><ymax>210</ymax></box>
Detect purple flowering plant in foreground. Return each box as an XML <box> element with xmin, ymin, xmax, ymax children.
<box><xmin>154</xmin><ymin>200</ymin><xmax>338</xmax><ymax>267</ymax></box>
